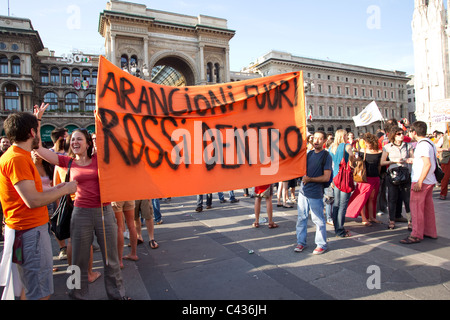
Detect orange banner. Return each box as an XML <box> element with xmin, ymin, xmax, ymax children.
<box><xmin>95</xmin><ymin>56</ymin><xmax>307</xmax><ymax>202</ymax></box>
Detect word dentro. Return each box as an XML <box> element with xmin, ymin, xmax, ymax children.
<box><xmin>97</xmin><ymin>73</ymin><xmax>303</xmax><ymax>175</ymax></box>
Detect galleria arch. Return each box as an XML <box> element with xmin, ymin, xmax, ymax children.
<box><xmin>99</xmin><ymin>0</ymin><xmax>235</xmax><ymax>86</ymax></box>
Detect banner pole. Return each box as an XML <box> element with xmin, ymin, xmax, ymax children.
<box><xmin>101</xmin><ymin>204</ymin><xmax>108</xmax><ymax>266</ymax></box>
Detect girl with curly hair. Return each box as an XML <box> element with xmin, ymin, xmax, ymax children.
<box><xmin>346</xmin><ymin>133</ymin><xmax>383</xmax><ymax>226</ymax></box>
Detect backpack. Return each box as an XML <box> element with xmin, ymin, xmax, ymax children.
<box><xmin>307</xmin><ymin>150</ymin><xmax>332</xmax><ymax>188</ymax></box>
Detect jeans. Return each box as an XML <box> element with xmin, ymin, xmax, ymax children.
<box><xmin>377</xmin><ymin>172</ymin><xmax>388</xmax><ymax>214</ymax></box>
<box><xmin>386</xmin><ymin>178</ymin><xmax>411</xmax><ymax>222</ymax></box>
<box><xmin>69</xmin><ymin>206</ymin><xmax>125</xmax><ymax>300</ymax></box>
<box><xmin>152</xmin><ymin>199</ymin><xmax>162</xmax><ymax>222</ymax></box>
<box><xmin>332</xmin><ymin>187</ymin><xmax>351</xmax><ymax>237</ymax></box>
<box><xmin>196</xmin><ymin>194</ymin><xmax>212</xmax><ymax>208</ymax></box>
<box><xmin>218</xmin><ymin>191</ymin><xmax>236</xmax><ymax>201</ymax></box>
<box><xmin>296</xmin><ymin>193</ymin><xmax>328</xmax><ymax>249</ymax></box>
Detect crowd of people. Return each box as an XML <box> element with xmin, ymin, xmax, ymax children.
<box><xmin>283</xmin><ymin>118</ymin><xmax>449</xmax><ymax>252</ymax></box>
<box><xmin>0</xmin><ymin>103</ymin><xmax>449</xmax><ymax>300</ymax></box>
<box><xmin>0</xmin><ymin>104</ymin><xmax>162</xmax><ymax>300</ymax></box>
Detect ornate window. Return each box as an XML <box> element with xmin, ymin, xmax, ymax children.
<box><xmin>0</xmin><ymin>56</ymin><xmax>7</xmax><ymax>74</ymax></box>
<box><xmin>44</xmin><ymin>92</ymin><xmax>59</xmax><ymax>111</ymax></box>
<box><xmin>4</xmin><ymin>83</ymin><xmax>19</xmax><ymax>111</ymax></box>
<box><xmin>214</xmin><ymin>63</ymin><xmax>220</xmax><ymax>83</ymax></box>
<box><xmin>121</xmin><ymin>55</ymin><xmax>129</xmax><ymax>70</ymax></box>
<box><xmin>40</xmin><ymin>67</ymin><xmax>49</xmax><ymax>84</ymax></box>
<box><xmin>91</xmin><ymin>70</ymin><xmax>97</xmax><ymax>85</ymax></box>
<box><xmin>85</xmin><ymin>93</ymin><xmax>96</xmax><ymax>112</ymax></box>
<box><xmin>65</xmin><ymin>93</ymin><xmax>79</xmax><ymax>112</ymax></box>
<box><xmin>206</xmin><ymin>62</ymin><xmax>213</xmax><ymax>83</ymax></box>
<box><xmin>11</xmin><ymin>56</ymin><xmax>20</xmax><ymax>75</ymax></box>
<box><xmin>72</xmin><ymin>68</ymin><xmax>80</xmax><ymax>80</ymax></box>
<box><xmin>61</xmin><ymin>68</ymin><xmax>70</xmax><ymax>84</ymax></box>
<box><xmin>50</xmin><ymin>68</ymin><xmax>60</xmax><ymax>84</ymax></box>
<box><xmin>82</xmin><ymin>69</ymin><xmax>90</xmax><ymax>81</ymax></box>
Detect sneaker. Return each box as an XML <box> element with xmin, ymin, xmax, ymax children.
<box><xmin>294</xmin><ymin>244</ymin><xmax>306</xmax><ymax>252</ymax></box>
<box><xmin>220</xmin><ymin>200</ymin><xmax>227</xmax><ymax>203</ymax></box>
<box><xmin>58</xmin><ymin>247</ymin><xmax>67</xmax><ymax>260</ymax></box>
<box><xmin>230</xmin><ymin>199</ymin><xmax>240</xmax><ymax>203</ymax></box>
<box><xmin>313</xmin><ymin>247</ymin><xmax>327</xmax><ymax>255</ymax></box>
<box><xmin>195</xmin><ymin>207</ymin><xmax>203</xmax><ymax>212</ymax></box>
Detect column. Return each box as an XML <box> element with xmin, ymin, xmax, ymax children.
<box><xmin>111</xmin><ymin>34</ymin><xmax>116</xmax><ymax>66</ymax></box>
<box><xmin>225</xmin><ymin>48</ymin><xmax>230</xmax><ymax>83</ymax></box>
<box><xmin>144</xmin><ymin>37</ymin><xmax>149</xmax><ymax>68</ymax></box>
<box><xmin>199</xmin><ymin>44</ymin><xmax>205</xmax><ymax>85</ymax></box>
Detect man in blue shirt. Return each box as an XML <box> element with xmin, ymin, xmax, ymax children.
<box><xmin>295</xmin><ymin>131</ymin><xmax>332</xmax><ymax>255</ymax></box>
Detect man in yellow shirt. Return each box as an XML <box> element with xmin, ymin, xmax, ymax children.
<box><xmin>0</xmin><ymin>108</ymin><xmax>77</xmax><ymax>300</ymax></box>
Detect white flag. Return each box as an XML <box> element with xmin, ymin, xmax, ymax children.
<box><xmin>353</xmin><ymin>101</ymin><xmax>383</xmax><ymax>127</ymax></box>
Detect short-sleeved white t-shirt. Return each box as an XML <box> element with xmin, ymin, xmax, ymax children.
<box><xmin>411</xmin><ymin>138</ymin><xmax>437</xmax><ymax>184</ymax></box>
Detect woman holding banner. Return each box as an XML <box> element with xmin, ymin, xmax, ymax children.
<box><xmin>34</xmin><ymin>104</ymin><xmax>129</xmax><ymax>300</ymax></box>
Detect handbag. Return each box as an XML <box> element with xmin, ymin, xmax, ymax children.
<box><xmin>388</xmin><ymin>166</ymin><xmax>410</xmax><ymax>186</ymax></box>
<box><xmin>353</xmin><ymin>149</ymin><xmax>367</xmax><ymax>183</ymax></box>
<box><xmin>388</xmin><ymin>143</ymin><xmax>411</xmax><ymax>186</ymax></box>
<box><xmin>333</xmin><ymin>156</ymin><xmax>355</xmax><ymax>193</ymax></box>
<box><xmin>50</xmin><ymin>159</ymin><xmax>74</xmax><ymax>241</ymax></box>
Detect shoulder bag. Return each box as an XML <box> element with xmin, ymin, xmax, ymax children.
<box><xmin>333</xmin><ymin>156</ymin><xmax>355</xmax><ymax>193</ymax></box>
<box><xmin>50</xmin><ymin>159</ymin><xmax>74</xmax><ymax>241</ymax></box>
<box><xmin>353</xmin><ymin>149</ymin><xmax>367</xmax><ymax>183</ymax></box>
<box><xmin>420</xmin><ymin>140</ymin><xmax>445</xmax><ymax>183</ymax></box>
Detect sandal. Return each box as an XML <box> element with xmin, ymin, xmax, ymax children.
<box><xmin>252</xmin><ymin>222</ymin><xmax>260</xmax><ymax>228</ymax></box>
<box><xmin>336</xmin><ymin>230</ymin><xmax>351</xmax><ymax>238</ymax></box>
<box><xmin>362</xmin><ymin>221</ymin><xmax>372</xmax><ymax>227</ymax></box>
<box><xmin>388</xmin><ymin>221</ymin><xmax>395</xmax><ymax>230</ymax></box>
<box><xmin>268</xmin><ymin>223</ymin><xmax>279</xmax><ymax>229</ymax></box>
<box><xmin>149</xmin><ymin>239</ymin><xmax>159</xmax><ymax>249</ymax></box>
<box><xmin>400</xmin><ymin>236</ymin><xmax>421</xmax><ymax>244</ymax></box>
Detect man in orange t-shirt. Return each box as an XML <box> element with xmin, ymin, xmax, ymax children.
<box><xmin>0</xmin><ymin>108</ymin><xmax>77</xmax><ymax>300</ymax></box>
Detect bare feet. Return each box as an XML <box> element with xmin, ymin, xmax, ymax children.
<box><xmin>123</xmin><ymin>254</ymin><xmax>139</xmax><ymax>262</ymax></box>
<box><xmin>88</xmin><ymin>271</ymin><xmax>102</xmax><ymax>283</ymax></box>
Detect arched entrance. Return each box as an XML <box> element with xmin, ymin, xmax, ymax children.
<box><xmin>151</xmin><ymin>56</ymin><xmax>195</xmax><ymax>86</ymax></box>
<box><xmin>99</xmin><ymin>2</ymin><xmax>235</xmax><ymax>86</ymax></box>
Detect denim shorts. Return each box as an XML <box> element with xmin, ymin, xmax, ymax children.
<box><xmin>17</xmin><ymin>223</ymin><xmax>53</xmax><ymax>300</ymax></box>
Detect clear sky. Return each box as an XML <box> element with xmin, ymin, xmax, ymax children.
<box><xmin>2</xmin><ymin>0</ymin><xmax>417</xmax><ymax>75</ymax></box>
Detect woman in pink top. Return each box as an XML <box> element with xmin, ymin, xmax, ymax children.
<box><xmin>34</xmin><ymin>105</ymin><xmax>129</xmax><ymax>300</ymax></box>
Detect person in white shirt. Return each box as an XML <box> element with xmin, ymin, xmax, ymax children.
<box><xmin>400</xmin><ymin>121</ymin><xmax>438</xmax><ymax>244</ymax></box>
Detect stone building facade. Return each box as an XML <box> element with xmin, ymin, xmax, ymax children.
<box><xmin>98</xmin><ymin>0</ymin><xmax>235</xmax><ymax>86</ymax></box>
<box><xmin>242</xmin><ymin>51</ymin><xmax>410</xmax><ymax>135</ymax></box>
<box><xmin>1</xmin><ymin>0</ymin><xmax>413</xmax><ymax>142</ymax></box>
<box><xmin>412</xmin><ymin>0</ymin><xmax>450</xmax><ymax>132</ymax></box>
<box><xmin>0</xmin><ymin>15</ymin><xmax>98</xmax><ymax>143</ymax></box>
